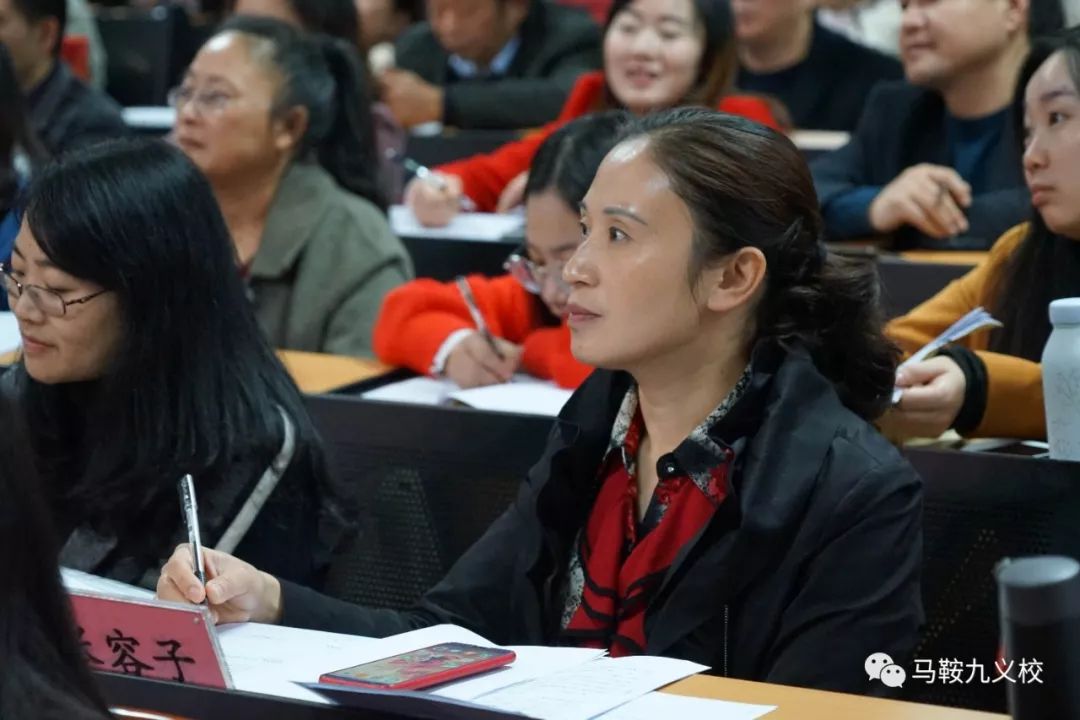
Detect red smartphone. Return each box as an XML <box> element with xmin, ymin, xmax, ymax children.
<box><xmin>318</xmin><ymin>642</ymin><xmax>517</xmax><ymax>691</ymax></box>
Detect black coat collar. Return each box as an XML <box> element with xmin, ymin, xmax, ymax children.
<box><xmin>528</xmin><ymin>343</ymin><xmax>854</xmax><ymax>655</ymax></box>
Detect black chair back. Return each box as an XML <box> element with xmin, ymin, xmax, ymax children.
<box><xmin>304</xmin><ymin>396</ymin><xmax>552</xmax><ymax>609</ymax></box>
<box><xmin>97</xmin><ymin>6</ymin><xmax>175</xmax><ymax>106</ymax></box>
<box><xmin>904</xmin><ymin>448</ymin><xmax>1080</xmax><ymax>712</ymax></box>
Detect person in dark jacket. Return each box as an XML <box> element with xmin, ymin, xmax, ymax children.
<box><xmin>2</xmin><ymin>138</ymin><xmax>354</xmax><ymax>590</ymax></box>
<box><xmin>381</xmin><ymin>0</ymin><xmax>602</xmax><ymax>129</ymax></box>
<box><xmin>158</xmin><ymin>108</ymin><xmax>923</xmax><ymax>695</ymax></box>
<box><xmin>0</xmin><ymin>0</ymin><xmax>128</xmax><ymax>154</ymax></box>
<box><xmin>810</xmin><ymin>0</ymin><xmax>1057</xmax><ymax>249</ymax></box>
<box><xmin>734</xmin><ymin>1</ymin><xmax>901</xmax><ymax>131</ymax></box>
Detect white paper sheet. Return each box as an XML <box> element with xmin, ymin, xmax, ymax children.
<box><xmin>434</xmin><ymin>647</ymin><xmax>606</xmax><ymax>701</ymax></box>
<box><xmin>121</xmin><ymin>106</ymin><xmax>177</xmax><ymax>130</ymax></box>
<box><xmin>390</xmin><ymin>205</ymin><xmax>524</xmax><ymax>242</ymax></box>
<box><xmin>789</xmin><ymin>129</ymin><xmax>850</xmax><ymax>152</ymax></box>
<box><xmin>220</xmin><ymin>623</ymin><xmax>608</xmax><ymax>709</ymax></box>
<box><xmin>598</xmin><ymin>692</ymin><xmax>776</xmax><ymax>720</ymax></box>
<box><xmin>217</xmin><ymin>623</ymin><xmax>381</xmax><ymax>704</ymax></box>
<box><xmin>0</xmin><ymin>312</ymin><xmax>20</xmax><ymax>354</ymax></box>
<box><xmin>892</xmin><ymin>306</ymin><xmax>1002</xmax><ymax>403</ymax></box>
<box><xmin>449</xmin><ymin>383</ymin><xmax>572</xmax><ymax>417</ymax></box>
<box><xmin>362</xmin><ymin>376</ymin><xmax>459</xmax><ymax>405</ymax></box>
<box><xmin>363</xmin><ymin>375</ymin><xmax>572</xmax><ymax>417</ymax></box>
<box><xmin>60</xmin><ymin>568</ymin><xmax>155</xmax><ymax>601</ymax></box>
<box><xmin>218</xmin><ymin>624</ymin><xmax>500</xmax><ymax>704</ymax></box>
<box><xmin>473</xmin><ymin>656</ymin><xmax>708</xmax><ymax>720</ymax></box>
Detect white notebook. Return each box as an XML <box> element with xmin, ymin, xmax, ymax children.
<box><xmin>390</xmin><ymin>205</ymin><xmax>524</xmax><ymax>242</ymax></box>
<box><xmin>363</xmin><ymin>375</ymin><xmax>572</xmax><ymax>417</ymax></box>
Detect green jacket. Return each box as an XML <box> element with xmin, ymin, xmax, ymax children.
<box><xmin>250</xmin><ymin>163</ymin><xmax>413</xmax><ymax>358</ymax></box>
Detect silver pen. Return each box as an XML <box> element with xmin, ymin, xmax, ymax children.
<box><xmin>387</xmin><ymin>149</ymin><xmax>478</xmax><ymax>211</ymax></box>
<box><xmin>177</xmin><ymin>474</ymin><xmax>206</xmax><ymax>598</ymax></box>
<box><xmin>455</xmin><ymin>276</ymin><xmax>506</xmax><ymax>361</ymax></box>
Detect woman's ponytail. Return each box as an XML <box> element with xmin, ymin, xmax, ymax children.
<box><xmin>218</xmin><ymin>16</ymin><xmax>385</xmax><ymax>211</ymax></box>
<box><xmin>624</xmin><ymin>107</ymin><xmax>899</xmax><ymax>420</ymax></box>
<box><xmin>316</xmin><ymin>37</ymin><xmax>385</xmax><ymax>211</ymax></box>
<box><xmin>760</xmin><ymin>246</ymin><xmax>898</xmax><ymax>420</ymax></box>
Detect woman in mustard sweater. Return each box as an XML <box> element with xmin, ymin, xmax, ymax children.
<box><xmin>886</xmin><ymin>30</ymin><xmax>1080</xmax><ymax>440</ymax></box>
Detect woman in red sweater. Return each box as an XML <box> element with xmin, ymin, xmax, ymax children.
<box><xmin>374</xmin><ymin>112</ymin><xmax>626</xmax><ymax>388</ymax></box>
<box><xmin>406</xmin><ymin>0</ymin><xmax>781</xmax><ymax>225</ymax></box>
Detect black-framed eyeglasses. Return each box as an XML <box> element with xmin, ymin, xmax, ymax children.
<box><xmin>503</xmin><ymin>246</ymin><xmax>570</xmax><ymax>295</ymax></box>
<box><xmin>1</xmin><ymin>262</ymin><xmax>109</xmax><ymax>317</ymax></box>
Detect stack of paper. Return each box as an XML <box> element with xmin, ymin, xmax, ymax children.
<box><xmin>61</xmin><ymin>568</ymin><xmax>155</xmax><ymax>601</ymax></box>
<box><xmin>893</xmin><ymin>306</ymin><xmax>1002</xmax><ymax>403</ymax></box>
<box><xmin>59</xmin><ymin>570</ymin><xmax>778</xmax><ymax>720</ymax></box>
<box><xmin>363</xmin><ymin>375</ymin><xmax>572</xmax><ymax>417</ymax></box>
<box><xmin>390</xmin><ymin>205</ymin><xmax>524</xmax><ymax>242</ymax></box>
<box><xmin>470</xmin><ymin>656</ymin><xmax>707</xmax><ymax>720</ymax></box>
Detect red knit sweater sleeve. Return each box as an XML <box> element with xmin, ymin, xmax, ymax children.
<box><xmin>717</xmin><ymin>95</ymin><xmax>781</xmax><ymax>130</ymax></box>
<box><xmin>435</xmin><ymin>74</ymin><xmax>779</xmax><ymax>211</ymax></box>
<box><xmin>437</xmin><ymin>72</ymin><xmax>606</xmax><ymax>211</ymax></box>
<box><xmin>373</xmin><ymin>275</ymin><xmax>539</xmax><ymax>374</ymax></box>
<box><xmin>521</xmin><ymin>324</ymin><xmax>593</xmax><ymax>389</ymax></box>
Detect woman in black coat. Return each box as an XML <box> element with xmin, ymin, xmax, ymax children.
<box><xmin>159</xmin><ymin>108</ymin><xmax>922</xmax><ymax>695</ymax></box>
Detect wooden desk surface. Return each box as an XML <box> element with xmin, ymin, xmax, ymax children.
<box><xmin>0</xmin><ymin>349</ymin><xmax>388</xmax><ymax>395</ymax></box>
<box><xmin>276</xmin><ymin>350</ymin><xmax>388</xmax><ymax>395</ymax></box>
<box><xmin>664</xmin><ymin>675</ymin><xmax>1006</xmax><ymax>720</ymax></box>
<box><xmin>897</xmin><ymin>250</ymin><xmax>987</xmax><ymax>266</ymax></box>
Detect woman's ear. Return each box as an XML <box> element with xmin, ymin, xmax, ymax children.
<box><xmin>273</xmin><ymin>106</ymin><xmax>310</xmax><ymax>153</ymax></box>
<box><xmin>703</xmin><ymin>247</ymin><xmax>767</xmax><ymax>314</ymax></box>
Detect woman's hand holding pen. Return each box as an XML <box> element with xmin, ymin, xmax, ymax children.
<box><xmin>157</xmin><ymin>544</ymin><xmax>282</xmax><ymax>626</ymax></box>
<box><xmin>404</xmin><ymin>172</ymin><xmax>466</xmax><ymax>227</ymax></box>
<box><xmin>445</xmin><ymin>332</ymin><xmax>522</xmax><ymax>388</ymax></box>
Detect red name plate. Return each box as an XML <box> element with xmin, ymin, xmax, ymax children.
<box><xmin>69</xmin><ymin>591</ymin><xmax>232</xmax><ymax>689</ymax></box>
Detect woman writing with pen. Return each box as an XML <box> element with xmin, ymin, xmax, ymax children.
<box><xmin>406</xmin><ymin>0</ymin><xmax>782</xmax><ymax>226</ymax></box>
<box><xmin>173</xmin><ymin>16</ymin><xmax>412</xmax><ymax>357</ymax></box>
<box><xmin>374</xmin><ymin>112</ymin><xmax>628</xmax><ymax>388</ymax></box>
<box><xmin>1</xmin><ymin>138</ymin><xmax>353</xmax><ymax>590</ymax></box>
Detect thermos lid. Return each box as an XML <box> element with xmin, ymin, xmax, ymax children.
<box><xmin>1048</xmin><ymin>298</ymin><xmax>1080</xmax><ymax>326</ymax></box>
<box><xmin>997</xmin><ymin>556</ymin><xmax>1080</xmax><ymax>625</ymax></box>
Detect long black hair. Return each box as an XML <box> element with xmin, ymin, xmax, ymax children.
<box><xmin>623</xmin><ymin>108</ymin><xmax>897</xmax><ymax>419</ymax></box>
<box><xmin>525</xmin><ymin>110</ymin><xmax>630</xmax><ymax>215</ymax></box>
<box><xmin>0</xmin><ymin>395</ymin><xmax>111</xmax><ymax>720</ymax></box>
<box><xmin>14</xmin><ymin>138</ymin><xmax>332</xmax><ymax>528</ymax></box>
<box><xmin>992</xmin><ymin>28</ymin><xmax>1080</xmax><ymax>361</ymax></box>
<box><xmin>0</xmin><ymin>43</ymin><xmax>46</xmax><ymax>219</ymax></box>
<box><xmin>600</xmin><ymin>0</ymin><xmax>737</xmax><ymax>110</ymax></box>
<box><xmin>217</xmin><ymin>15</ymin><xmax>384</xmax><ymax>210</ymax></box>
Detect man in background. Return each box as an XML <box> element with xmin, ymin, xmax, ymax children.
<box><xmin>812</xmin><ymin>0</ymin><xmax>1059</xmax><ymax>249</ymax></box>
<box><xmin>381</xmin><ymin>0</ymin><xmax>601</xmax><ymax>129</ymax></box>
<box><xmin>0</xmin><ymin>0</ymin><xmax>127</xmax><ymax>154</ymax></box>
<box><xmin>735</xmin><ymin>0</ymin><xmax>902</xmax><ymax>131</ymax></box>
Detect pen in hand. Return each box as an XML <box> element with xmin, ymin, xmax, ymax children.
<box><xmin>455</xmin><ymin>276</ymin><xmax>506</xmax><ymax>361</ymax></box>
<box><xmin>177</xmin><ymin>474</ymin><xmax>207</xmax><ymax>603</ymax></box>
<box><xmin>387</xmin><ymin>149</ymin><xmax>478</xmax><ymax>212</ymax></box>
